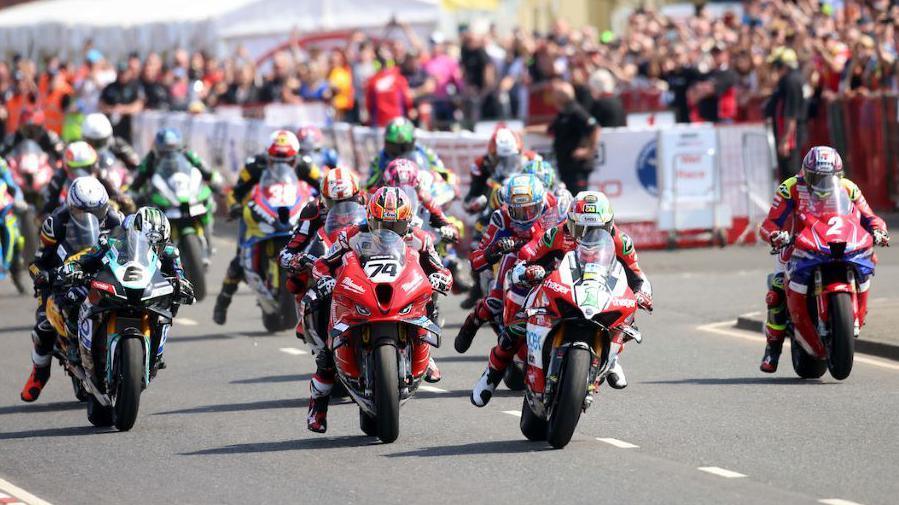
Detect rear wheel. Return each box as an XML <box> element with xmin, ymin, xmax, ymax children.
<box><xmin>790</xmin><ymin>336</ymin><xmax>827</xmax><ymax>379</ymax></box>
<box><xmin>112</xmin><ymin>338</ymin><xmax>144</xmax><ymax>431</ymax></box>
<box><xmin>359</xmin><ymin>408</ymin><xmax>377</xmax><ymax>436</ymax></box>
<box><xmin>519</xmin><ymin>397</ymin><xmax>548</xmax><ymax>441</ymax></box>
<box><xmin>373</xmin><ymin>344</ymin><xmax>400</xmax><ymax>443</ymax></box>
<box><xmin>87</xmin><ymin>396</ymin><xmax>113</xmax><ymax>427</ymax></box>
<box><xmin>547</xmin><ymin>347</ymin><xmax>590</xmax><ymax>449</ymax></box>
<box><xmin>827</xmin><ymin>292</ymin><xmax>855</xmax><ymax>380</ymax></box>
<box><xmin>71</xmin><ymin>376</ymin><xmax>88</xmax><ymax>402</ymax></box>
<box><xmin>17</xmin><ymin>206</ymin><xmax>38</xmax><ymax>266</ymax></box>
<box><xmin>503</xmin><ymin>362</ymin><xmax>526</xmax><ymax>391</ymax></box>
<box><xmin>278</xmin><ymin>268</ymin><xmax>297</xmax><ymax>331</ymax></box>
<box><xmin>179</xmin><ymin>233</ymin><xmax>207</xmax><ymax>302</ymax></box>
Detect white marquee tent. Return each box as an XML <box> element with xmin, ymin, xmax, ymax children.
<box><xmin>0</xmin><ymin>0</ymin><xmax>441</xmax><ymax>61</ymax></box>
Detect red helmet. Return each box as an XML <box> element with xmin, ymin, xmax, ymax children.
<box><xmin>20</xmin><ymin>107</ymin><xmax>45</xmax><ymax>126</ymax></box>
<box><xmin>487</xmin><ymin>127</ymin><xmax>522</xmax><ymax>159</ymax></box>
<box><xmin>320</xmin><ymin>166</ymin><xmax>360</xmax><ymax>206</ymax></box>
<box><xmin>383</xmin><ymin>158</ymin><xmax>421</xmax><ymax>188</ymax></box>
<box><xmin>267</xmin><ymin>130</ymin><xmax>300</xmax><ymax>161</ymax></box>
<box><xmin>367</xmin><ymin>186</ymin><xmax>414</xmax><ymax>236</ymax></box>
<box><xmin>296</xmin><ymin>125</ymin><xmax>324</xmax><ymax>152</ymax></box>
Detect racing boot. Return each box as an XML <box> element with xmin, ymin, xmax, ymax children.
<box><xmin>212</xmin><ymin>292</ymin><xmax>232</xmax><ymax>325</ymax></box>
<box><xmin>20</xmin><ymin>363</ymin><xmax>51</xmax><ymax>402</ymax></box>
<box><xmin>455</xmin><ymin>300</ymin><xmax>492</xmax><ymax>353</ymax></box>
<box><xmin>607</xmin><ymin>358</ymin><xmax>628</xmax><ymax>389</ymax></box>
<box><xmin>470</xmin><ymin>365</ymin><xmax>504</xmax><ymax>407</ymax></box>
<box><xmin>760</xmin><ymin>339</ymin><xmax>783</xmax><ymax>373</ymax></box>
<box><xmin>306</xmin><ymin>374</ymin><xmax>333</xmax><ymax>433</ymax></box>
<box><xmin>213</xmin><ymin>258</ymin><xmax>243</xmax><ymax>325</ymax></box>
<box><xmin>425</xmin><ymin>357</ymin><xmax>442</xmax><ymax>383</ymax></box>
<box><xmin>460</xmin><ymin>279</ymin><xmax>482</xmax><ymax>310</ymax></box>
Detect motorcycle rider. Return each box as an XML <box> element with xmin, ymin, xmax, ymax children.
<box><xmin>129</xmin><ymin>127</ymin><xmax>220</xmax><ymax>196</ymax></box>
<box><xmin>759</xmin><ymin>146</ymin><xmax>889</xmax><ymax>373</ymax></box>
<box><xmin>365</xmin><ymin>117</ymin><xmax>451</xmax><ymax>190</ymax></box>
<box><xmin>454</xmin><ymin>173</ymin><xmax>554</xmax><ymax>353</ymax></box>
<box><xmin>280</xmin><ymin>166</ymin><xmax>365</xmax><ymax>340</ymax></box>
<box><xmin>59</xmin><ymin>206</ymin><xmax>195</xmax><ymax>376</ymax></box>
<box><xmin>42</xmin><ymin>141</ymin><xmax>136</xmax><ymax>216</ymax></box>
<box><xmin>0</xmin><ymin>108</ymin><xmax>65</xmax><ymax>164</ymax></box>
<box><xmin>80</xmin><ymin>113</ymin><xmax>140</xmax><ymax>170</ymax></box>
<box><xmin>470</xmin><ymin>191</ymin><xmax>653</xmax><ymax>407</ymax></box>
<box><xmin>213</xmin><ymin>130</ymin><xmax>320</xmax><ymax>325</ymax></box>
<box><xmin>304</xmin><ymin>187</ymin><xmax>453</xmax><ymax>433</ymax></box>
<box><xmin>297</xmin><ymin>125</ymin><xmax>339</xmax><ymax>170</ymax></box>
<box><xmin>20</xmin><ymin>176</ymin><xmax>123</xmax><ymax>402</ymax></box>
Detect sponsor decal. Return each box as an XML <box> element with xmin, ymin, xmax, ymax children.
<box><xmin>543</xmin><ymin>279</ymin><xmax>570</xmax><ymax>295</ymax></box>
<box><xmin>341</xmin><ymin>277</ymin><xmax>365</xmax><ymax>294</ymax></box>
<box><xmin>636</xmin><ymin>139</ymin><xmax>658</xmax><ymax>196</ymax></box>
<box><xmin>402</xmin><ymin>271</ymin><xmax>424</xmax><ymax>291</ymax></box>
<box><xmin>613</xmin><ymin>297</ymin><xmax>636</xmax><ymax>308</ymax></box>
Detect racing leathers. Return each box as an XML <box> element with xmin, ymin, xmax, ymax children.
<box><xmin>0</xmin><ymin>128</ymin><xmax>65</xmax><ymax>165</ymax></box>
<box><xmin>21</xmin><ymin>206</ymin><xmax>123</xmax><ymax>401</ymax></box>
<box><xmin>213</xmin><ymin>154</ymin><xmax>321</xmax><ymax>324</ymax></box>
<box><xmin>95</xmin><ymin>136</ymin><xmax>141</xmax><ymax>170</ymax></box>
<box><xmin>42</xmin><ymin>166</ymin><xmax>135</xmax><ymax>216</ymax></box>
<box><xmin>758</xmin><ymin>176</ymin><xmax>887</xmax><ymax>370</ymax></box>
<box><xmin>304</xmin><ymin>223</ymin><xmax>451</xmax><ymax>432</ymax></box>
<box><xmin>365</xmin><ymin>144</ymin><xmax>450</xmax><ymax>191</ymax></box>
<box><xmin>129</xmin><ymin>149</ymin><xmax>217</xmax><ymax>195</ymax></box>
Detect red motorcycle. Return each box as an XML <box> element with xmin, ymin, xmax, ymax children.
<box><xmin>520</xmin><ymin>229</ymin><xmax>639</xmax><ymax>448</ymax></box>
<box><xmin>783</xmin><ymin>178</ymin><xmax>877</xmax><ymax>381</ymax></box>
<box><xmin>329</xmin><ymin>228</ymin><xmax>439</xmax><ymax>443</ymax></box>
<box><xmin>6</xmin><ymin>139</ymin><xmax>53</xmax><ymax>261</ymax></box>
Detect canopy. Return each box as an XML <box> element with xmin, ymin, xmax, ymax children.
<box><xmin>0</xmin><ymin>0</ymin><xmax>441</xmax><ymax>61</ymax></box>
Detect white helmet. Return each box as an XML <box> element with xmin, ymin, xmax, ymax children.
<box><xmin>493</xmin><ymin>128</ymin><xmax>521</xmax><ymax>158</ymax></box>
<box><xmin>81</xmin><ymin>113</ymin><xmax>113</xmax><ymax>148</ymax></box>
<box><xmin>67</xmin><ymin>176</ymin><xmax>109</xmax><ymax>219</ymax></box>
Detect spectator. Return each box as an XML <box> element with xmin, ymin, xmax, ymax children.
<box><xmin>100</xmin><ymin>62</ymin><xmax>145</xmax><ymax>142</ymax></box>
<box><xmin>141</xmin><ymin>53</ymin><xmax>169</xmax><ymax>110</ymax></box>
<box><xmin>588</xmin><ymin>68</ymin><xmax>626</xmax><ymax>127</ymax></box>
<box><xmin>690</xmin><ymin>44</ymin><xmax>737</xmax><ymax>123</ymax></box>
<box><xmin>328</xmin><ymin>49</ymin><xmax>354</xmax><ymax>121</ymax></box>
<box><xmin>365</xmin><ymin>48</ymin><xmax>412</xmax><ymax>127</ymax></box>
<box><xmin>460</xmin><ymin>30</ymin><xmax>498</xmax><ymax>123</ymax></box>
<box><xmin>766</xmin><ymin>47</ymin><xmax>806</xmax><ymax>179</ymax></box>
<box><xmin>219</xmin><ymin>63</ymin><xmax>260</xmax><ymax>106</ymax></box>
<box><xmin>545</xmin><ymin>80</ymin><xmax>599</xmax><ymax>194</ymax></box>
<box><xmin>259</xmin><ymin>51</ymin><xmax>291</xmax><ymax>103</ymax></box>
<box><xmin>422</xmin><ymin>32</ymin><xmax>462</xmax><ymax>127</ymax></box>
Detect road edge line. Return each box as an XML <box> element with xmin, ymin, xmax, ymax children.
<box><xmin>0</xmin><ymin>477</ymin><xmax>54</xmax><ymax>505</ymax></box>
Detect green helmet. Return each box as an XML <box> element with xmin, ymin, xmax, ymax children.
<box><xmin>384</xmin><ymin>118</ymin><xmax>416</xmax><ymax>158</ymax></box>
<box><xmin>521</xmin><ymin>159</ymin><xmax>556</xmax><ymax>190</ymax></box>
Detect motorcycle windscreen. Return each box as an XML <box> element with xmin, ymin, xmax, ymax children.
<box><xmin>260</xmin><ymin>161</ymin><xmax>301</xmax><ymax>207</ymax></box>
<box><xmin>350</xmin><ymin>229</ymin><xmax>407</xmax><ymax>283</ymax></box>
<box><xmin>571</xmin><ymin>229</ymin><xmax>617</xmax><ymax>312</ymax></box>
<box><xmin>804</xmin><ymin>176</ymin><xmax>852</xmax><ymax>217</ymax></box>
<box><xmin>63</xmin><ymin>212</ymin><xmax>101</xmax><ymax>258</ymax></box>
<box><xmin>109</xmin><ymin>227</ymin><xmax>161</xmax><ymax>292</ymax></box>
<box><xmin>493</xmin><ymin>154</ymin><xmax>523</xmax><ymax>181</ymax></box>
<box><xmin>324</xmin><ymin>201</ymin><xmax>366</xmax><ymax>235</ymax></box>
<box><xmin>156</xmin><ymin>152</ymin><xmax>194</xmax><ymax>179</ymax></box>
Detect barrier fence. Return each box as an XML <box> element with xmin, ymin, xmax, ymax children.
<box><xmin>133</xmin><ymin>110</ymin><xmax>775</xmax><ymax>249</ymax></box>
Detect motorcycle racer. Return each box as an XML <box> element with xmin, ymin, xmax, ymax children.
<box><xmin>42</xmin><ymin>141</ymin><xmax>136</xmax><ymax>216</ymax></box>
<box><xmin>129</xmin><ymin>127</ymin><xmax>219</xmax><ymax>195</ymax></box>
<box><xmin>470</xmin><ymin>191</ymin><xmax>653</xmax><ymax>407</ymax></box>
<box><xmin>213</xmin><ymin>130</ymin><xmax>320</xmax><ymax>325</ymax></box>
<box><xmin>20</xmin><ymin>176</ymin><xmax>123</xmax><ymax>402</ymax></box>
<box><xmin>454</xmin><ymin>174</ymin><xmax>553</xmax><ymax>354</ymax></box>
<box><xmin>297</xmin><ymin>125</ymin><xmax>339</xmax><ymax>170</ymax></box>
<box><xmin>0</xmin><ymin>108</ymin><xmax>65</xmax><ymax>164</ymax></box>
<box><xmin>758</xmin><ymin>146</ymin><xmax>888</xmax><ymax>373</ymax></box>
<box><xmin>463</xmin><ymin>127</ymin><xmax>540</xmax><ymax>213</ymax></box>
<box><xmin>365</xmin><ymin>117</ymin><xmax>451</xmax><ymax>190</ymax></box>
<box><xmin>304</xmin><ymin>187</ymin><xmax>452</xmax><ymax>432</ymax></box>
<box><xmin>80</xmin><ymin>113</ymin><xmax>140</xmax><ymax>170</ymax></box>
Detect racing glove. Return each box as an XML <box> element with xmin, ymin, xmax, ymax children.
<box><xmin>635</xmin><ymin>290</ymin><xmax>653</xmax><ymax>312</ymax></box>
<box><xmin>486</xmin><ymin>237</ymin><xmax>517</xmax><ymax>262</ymax></box>
<box><xmin>511</xmin><ymin>263</ymin><xmax>545</xmax><ymax>287</ymax></box>
<box><xmin>314</xmin><ymin>276</ymin><xmax>336</xmax><ymax>298</ymax></box>
<box><xmin>438</xmin><ymin>225</ymin><xmax>460</xmax><ymax>244</ymax></box>
<box><xmin>873</xmin><ymin>229</ymin><xmax>890</xmax><ymax>247</ymax></box>
<box><xmin>57</xmin><ymin>263</ymin><xmax>84</xmax><ymax>285</ymax></box>
<box><xmin>769</xmin><ymin>230</ymin><xmax>791</xmax><ymax>250</ymax></box>
<box><xmin>464</xmin><ymin>195</ymin><xmax>488</xmax><ymax>214</ymax></box>
<box><xmin>428</xmin><ymin>272</ymin><xmax>452</xmax><ymax>294</ymax></box>
<box><xmin>176</xmin><ymin>277</ymin><xmax>195</xmax><ymax>305</ymax></box>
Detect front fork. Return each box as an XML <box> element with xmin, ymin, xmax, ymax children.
<box><xmin>812</xmin><ymin>269</ymin><xmax>858</xmax><ymax>340</ymax></box>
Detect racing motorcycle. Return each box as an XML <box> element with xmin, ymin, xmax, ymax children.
<box><xmin>6</xmin><ymin>139</ymin><xmax>52</xmax><ymax>262</ymax></box>
<box><xmin>97</xmin><ymin>149</ymin><xmax>133</xmax><ymax>194</ymax></box>
<box><xmin>781</xmin><ymin>178</ymin><xmax>876</xmax><ymax>381</ymax></box>
<box><xmin>0</xmin><ymin>178</ymin><xmax>25</xmax><ymax>293</ymax></box>
<box><xmin>520</xmin><ymin>230</ymin><xmax>639</xmax><ymax>448</ymax></box>
<box><xmin>148</xmin><ymin>153</ymin><xmax>215</xmax><ymax>301</ymax></box>
<box><xmin>72</xmin><ymin>226</ymin><xmax>183</xmax><ymax>430</ymax></box>
<box><xmin>241</xmin><ymin>161</ymin><xmax>312</xmax><ymax>332</ymax></box>
<box><xmin>329</xmin><ymin>228</ymin><xmax>440</xmax><ymax>443</ymax></box>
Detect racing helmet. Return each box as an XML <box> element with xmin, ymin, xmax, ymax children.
<box><xmin>64</xmin><ymin>141</ymin><xmax>98</xmax><ymax>174</ymax></box>
<box><xmin>488</xmin><ymin>127</ymin><xmax>523</xmax><ymax>178</ymax></box>
<box><xmin>802</xmin><ymin>146</ymin><xmax>843</xmax><ymax>196</ymax></box>
<box><xmin>296</xmin><ymin>125</ymin><xmax>324</xmax><ymax>152</ymax></box>
<box><xmin>19</xmin><ymin>108</ymin><xmax>46</xmax><ymax>138</ymax></box>
<box><xmin>81</xmin><ymin>113</ymin><xmax>113</xmax><ymax>149</ymax></box>
<box><xmin>521</xmin><ymin>159</ymin><xmax>557</xmax><ymax>190</ymax></box>
<box><xmin>67</xmin><ymin>176</ymin><xmax>109</xmax><ymax>222</ymax></box>
<box><xmin>267</xmin><ymin>130</ymin><xmax>300</xmax><ymax>163</ymax></box>
<box><xmin>130</xmin><ymin>206</ymin><xmax>171</xmax><ymax>245</ymax></box>
<box><xmin>320</xmin><ymin>167</ymin><xmax>360</xmax><ymax>208</ymax></box>
<box><xmin>567</xmin><ymin>191</ymin><xmax>614</xmax><ymax>244</ymax></box>
<box><xmin>383</xmin><ymin>117</ymin><xmax>416</xmax><ymax>158</ymax></box>
<box><xmin>367</xmin><ymin>186</ymin><xmax>414</xmax><ymax>236</ymax></box>
<box><xmin>383</xmin><ymin>158</ymin><xmax>421</xmax><ymax>189</ymax></box>
<box><xmin>502</xmin><ymin>173</ymin><xmax>546</xmax><ymax>229</ymax></box>
<box><xmin>154</xmin><ymin>128</ymin><xmax>183</xmax><ymax>155</ymax></box>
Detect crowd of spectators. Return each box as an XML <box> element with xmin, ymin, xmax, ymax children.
<box><xmin>1</xmin><ymin>0</ymin><xmax>898</xmax><ymax>141</ymax></box>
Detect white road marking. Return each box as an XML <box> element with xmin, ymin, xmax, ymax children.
<box><xmin>697</xmin><ymin>321</ymin><xmax>899</xmax><ymax>372</ymax></box>
<box><xmin>175</xmin><ymin>317</ymin><xmax>198</xmax><ymax>326</ymax></box>
<box><xmin>279</xmin><ymin>347</ymin><xmax>308</xmax><ymax>356</ymax></box>
<box><xmin>418</xmin><ymin>385</ymin><xmax>447</xmax><ymax>393</ymax></box>
<box><xmin>501</xmin><ymin>410</ymin><xmax>522</xmax><ymax>417</ymax></box>
<box><xmin>595</xmin><ymin>437</ymin><xmax>639</xmax><ymax>449</ymax></box>
<box><xmin>0</xmin><ymin>477</ymin><xmax>54</xmax><ymax>505</ymax></box>
<box><xmin>697</xmin><ymin>466</ymin><xmax>746</xmax><ymax>479</ymax></box>
<box><xmin>819</xmin><ymin>499</ymin><xmax>866</xmax><ymax>505</ymax></box>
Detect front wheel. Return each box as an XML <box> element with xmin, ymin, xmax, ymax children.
<box><xmin>179</xmin><ymin>233</ymin><xmax>207</xmax><ymax>302</ymax></box>
<box><xmin>827</xmin><ymin>292</ymin><xmax>855</xmax><ymax>380</ymax></box>
<box><xmin>373</xmin><ymin>344</ymin><xmax>400</xmax><ymax>443</ymax></box>
<box><xmin>547</xmin><ymin>347</ymin><xmax>590</xmax><ymax>449</ymax></box>
<box><xmin>112</xmin><ymin>338</ymin><xmax>144</xmax><ymax>431</ymax></box>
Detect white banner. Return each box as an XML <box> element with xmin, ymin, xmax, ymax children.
<box><xmin>589</xmin><ymin>129</ymin><xmax>659</xmax><ymax>222</ymax></box>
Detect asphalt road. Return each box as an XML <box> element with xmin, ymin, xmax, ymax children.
<box><xmin>1</xmin><ymin>232</ymin><xmax>898</xmax><ymax>505</ymax></box>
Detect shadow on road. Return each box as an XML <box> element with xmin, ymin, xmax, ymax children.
<box><xmin>169</xmin><ymin>333</ymin><xmax>235</xmax><ymax>343</ymax></box>
<box><xmin>414</xmin><ymin>389</ymin><xmax>521</xmax><ymax>400</ymax></box>
<box><xmin>155</xmin><ymin>398</ymin><xmax>304</xmax><ymax>415</ymax></box>
<box><xmin>230</xmin><ymin>373</ymin><xmax>313</xmax><ymax>384</ymax></box>
<box><xmin>0</xmin><ymin>425</ymin><xmax>111</xmax><ymax>440</ymax></box>
<box><xmin>0</xmin><ymin>324</ymin><xmax>34</xmax><ymax>334</ymax></box>
<box><xmin>385</xmin><ymin>440</ymin><xmax>550</xmax><ymax>458</ymax></box>
<box><xmin>643</xmin><ymin>376</ymin><xmax>831</xmax><ymax>386</ymax></box>
<box><xmin>431</xmin><ymin>355</ymin><xmax>489</xmax><ymax>363</ymax></box>
<box><xmin>0</xmin><ymin>401</ymin><xmax>84</xmax><ymax>416</ymax></box>
<box><xmin>182</xmin><ymin>436</ymin><xmax>378</xmax><ymax>455</ymax></box>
